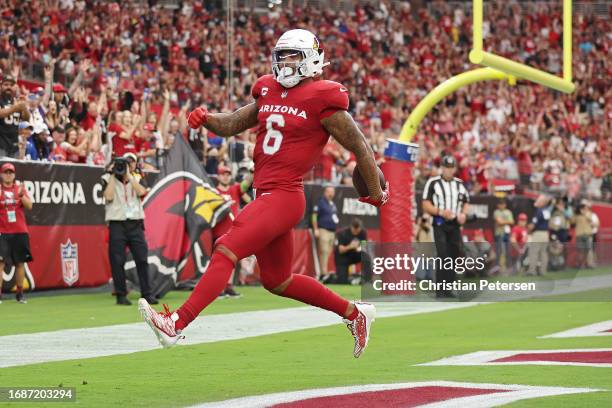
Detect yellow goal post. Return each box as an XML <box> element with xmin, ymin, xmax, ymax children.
<box><xmin>399</xmin><ymin>0</ymin><xmax>575</xmax><ymax>143</ymax></box>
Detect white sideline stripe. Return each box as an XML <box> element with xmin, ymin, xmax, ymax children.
<box><xmin>418</xmin><ymin>348</ymin><xmax>612</xmax><ymax>368</ymax></box>
<box><xmin>188</xmin><ymin>381</ymin><xmax>602</xmax><ymax>408</ymax></box>
<box><xmin>539</xmin><ymin>320</ymin><xmax>612</xmax><ymax>338</ymax></box>
<box><xmin>0</xmin><ymin>302</ymin><xmax>478</xmax><ymax>368</ymax></box>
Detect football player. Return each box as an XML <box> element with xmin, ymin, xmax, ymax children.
<box><xmin>139</xmin><ymin>29</ymin><xmax>389</xmax><ymax>358</ymax></box>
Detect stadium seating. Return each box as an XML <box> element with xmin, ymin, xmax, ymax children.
<box><xmin>0</xmin><ymin>0</ymin><xmax>609</xmax><ymax>200</ymax></box>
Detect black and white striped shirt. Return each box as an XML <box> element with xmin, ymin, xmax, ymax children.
<box><xmin>422</xmin><ymin>176</ymin><xmax>470</xmax><ymax>215</ymax></box>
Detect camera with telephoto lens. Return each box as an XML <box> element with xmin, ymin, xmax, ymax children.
<box><xmin>113</xmin><ymin>157</ymin><xmax>128</xmax><ymax>178</ymax></box>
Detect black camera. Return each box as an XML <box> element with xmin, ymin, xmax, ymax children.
<box><xmin>113</xmin><ymin>157</ymin><xmax>128</xmax><ymax>178</ymax></box>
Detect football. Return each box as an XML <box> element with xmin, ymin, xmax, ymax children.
<box><xmin>352</xmin><ymin>165</ymin><xmax>386</xmax><ymax>197</ymax></box>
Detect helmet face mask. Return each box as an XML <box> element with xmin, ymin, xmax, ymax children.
<box><xmin>271</xmin><ymin>29</ymin><xmax>328</xmax><ymax>88</ymax></box>
<box><xmin>272</xmin><ymin>49</ymin><xmax>310</xmax><ymax>88</ymax></box>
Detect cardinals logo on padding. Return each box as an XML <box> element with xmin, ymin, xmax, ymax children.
<box><xmin>124</xmin><ymin>137</ymin><xmax>232</xmax><ymax>299</ymax></box>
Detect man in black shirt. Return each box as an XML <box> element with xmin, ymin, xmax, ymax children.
<box><xmin>334</xmin><ymin>218</ymin><xmax>369</xmax><ymax>284</ymax></box>
<box><xmin>0</xmin><ymin>75</ymin><xmax>30</xmax><ymax>158</ymax></box>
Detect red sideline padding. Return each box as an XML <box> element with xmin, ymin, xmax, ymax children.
<box><xmin>28</xmin><ymin>225</ymin><xmax>110</xmax><ymax>289</ymax></box>
<box><xmin>381</xmin><ymin>158</ymin><xmax>415</xmax><ymax>243</ymax></box>
<box><xmin>380</xmin><ymin>140</ymin><xmax>419</xmax><ymax>295</ymax></box>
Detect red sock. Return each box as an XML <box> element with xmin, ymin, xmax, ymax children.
<box><xmin>16</xmin><ymin>286</ymin><xmax>23</xmax><ymax>295</ymax></box>
<box><xmin>175</xmin><ymin>252</ymin><xmax>234</xmax><ymax>330</ymax></box>
<box><xmin>279</xmin><ymin>274</ymin><xmax>353</xmax><ymax>319</ymax></box>
<box><xmin>347</xmin><ymin>305</ymin><xmax>359</xmax><ymax>320</ymax></box>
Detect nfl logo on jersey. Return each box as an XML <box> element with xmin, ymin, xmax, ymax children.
<box><xmin>61</xmin><ymin>239</ymin><xmax>79</xmax><ymax>286</ymax></box>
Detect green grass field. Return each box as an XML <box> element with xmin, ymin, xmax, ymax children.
<box><xmin>0</xmin><ymin>284</ymin><xmax>611</xmax><ymax>407</ymax></box>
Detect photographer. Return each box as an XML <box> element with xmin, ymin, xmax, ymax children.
<box><xmin>333</xmin><ymin>218</ymin><xmax>369</xmax><ymax>285</ymax></box>
<box><xmin>463</xmin><ymin>229</ymin><xmax>496</xmax><ymax>277</ymax></box>
<box><xmin>102</xmin><ymin>153</ymin><xmax>156</xmax><ymax>305</ymax></box>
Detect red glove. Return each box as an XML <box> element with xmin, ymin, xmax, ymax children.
<box><xmin>358</xmin><ymin>182</ymin><xmax>390</xmax><ymax>208</ymax></box>
<box><xmin>187</xmin><ymin>107</ymin><xmax>209</xmax><ymax>129</ymax></box>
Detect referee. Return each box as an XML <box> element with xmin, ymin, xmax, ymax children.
<box><xmin>422</xmin><ymin>156</ymin><xmax>470</xmax><ymax>298</ymax></box>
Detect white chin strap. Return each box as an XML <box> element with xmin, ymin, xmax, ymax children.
<box><xmin>277</xmin><ymin>66</ymin><xmax>301</xmax><ymax>88</ymax></box>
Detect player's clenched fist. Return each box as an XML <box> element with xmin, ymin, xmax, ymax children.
<box><xmin>187</xmin><ymin>107</ymin><xmax>209</xmax><ymax>129</ymax></box>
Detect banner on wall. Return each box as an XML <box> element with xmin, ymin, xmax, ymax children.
<box><xmin>0</xmin><ymin>152</ymin><xmax>231</xmax><ymax>294</ymax></box>
<box><xmin>2</xmin><ymin>158</ymin><xmax>611</xmax><ymax>292</ymax></box>
<box><xmin>0</xmin><ymin>161</ymin><xmax>109</xmax><ymax>292</ymax></box>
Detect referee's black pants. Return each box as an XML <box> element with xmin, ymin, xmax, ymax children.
<box><xmin>433</xmin><ymin>221</ymin><xmax>462</xmax><ymax>294</ymax></box>
<box><xmin>108</xmin><ymin>220</ymin><xmax>151</xmax><ymax>298</ymax></box>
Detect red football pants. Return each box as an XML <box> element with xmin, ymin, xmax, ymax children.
<box><xmin>216</xmin><ymin>189</ymin><xmax>305</xmax><ymax>288</ymax></box>
<box><xmin>175</xmin><ymin>189</ymin><xmax>353</xmax><ymax>329</ymax></box>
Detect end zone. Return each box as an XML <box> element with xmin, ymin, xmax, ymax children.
<box><xmin>189</xmin><ymin>381</ymin><xmax>602</xmax><ymax>408</ymax></box>
<box><xmin>540</xmin><ymin>321</ymin><xmax>612</xmax><ymax>338</ymax></box>
<box><xmin>418</xmin><ymin>349</ymin><xmax>612</xmax><ymax>368</ymax></box>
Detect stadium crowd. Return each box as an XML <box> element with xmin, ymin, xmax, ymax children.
<box><xmin>0</xmin><ymin>0</ymin><xmax>609</xmax><ymax>201</ymax></box>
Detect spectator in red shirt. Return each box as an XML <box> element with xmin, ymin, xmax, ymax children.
<box><xmin>79</xmin><ymin>101</ymin><xmax>99</xmax><ymax>131</ymax></box>
<box><xmin>135</xmin><ymin>123</ymin><xmax>159</xmax><ymax>169</ymax></box>
<box><xmin>111</xmin><ymin>111</ymin><xmax>140</xmax><ymax>157</ymax></box>
<box><xmin>216</xmin><ymin>165</ymin><xmax>253</xmax><ymax>219</ymax></box>
<box><xmin>317</xmin><ymin>141</ymin><xmax>341</xmax><ymax>182</ymax></box>
<box><xmin>212</xmin><ymin>164</ymin><xmax>253</xmax><ymax>298</ymax></box>
<box><xmin>0</xmin><ymin>163</ymin><xmax>33</xmax><ymax>303</ymax></box>
<box><xmin>0</xmin><ymin>1</ymin><xmax>607</xmax><ymax>202</ymax></box>
<box><xmin>510</xmin><ymin>213</ymin><xmax>529</xmax><ymax>275</ymax></box>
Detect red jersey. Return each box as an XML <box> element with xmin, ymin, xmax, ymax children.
<box><xmin>0</xmin><ymin>183</ymin><xmax>29</xmax><ymax>233</ymax></box>
<box><xmin>218</xmin><ymin>183</ymin><xmax>243</xmax><ymax>216</ymax></box>
<box><xmin>134</xmin><ymin>135</ymin><xmax>155</xmax><ymax>155</ymax></box>
<box><xmin>112</xmin><ymin>133</ymin><xmax>136</xmax><ymax>157</ymax></box>
<box><xmin>80</xmin><ymin>112</ymin><xmax>97</xmax><ymax>131</ymax></box>
<box><xmin>511</xmin><ymin>225</ymin><xmax>528</xmax><ymax>248</ymax></box>
<box><xmin>251</xmin><ymin>75</ymin><xmax>349</xmax><ymax>191</ymax></box>
<box><xmin>319</xmin><ymin>142</ymin><xmax>339</xmax><ymax>181</ymax></box>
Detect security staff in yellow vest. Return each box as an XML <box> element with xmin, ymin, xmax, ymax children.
<box><xmin>102</xmin><ymin>153</ymin><xmax>156</xmax><ymax>306</ymax></box>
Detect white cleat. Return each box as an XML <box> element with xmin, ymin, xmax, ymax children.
<box><xmin>343</xmin><ymin>302</ymin><xmax>376</xmax><ymax>358</ymax></box>
<box><xmin>138</xmin><ymin>298</ymin><xmax>184</xmax><ymax>348</ymax></box>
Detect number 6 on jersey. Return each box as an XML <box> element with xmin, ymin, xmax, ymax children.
<box><xmin>263</xmin><ymin>114</ymin><xmax>284</xmax><ymax>155</ymax></box>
